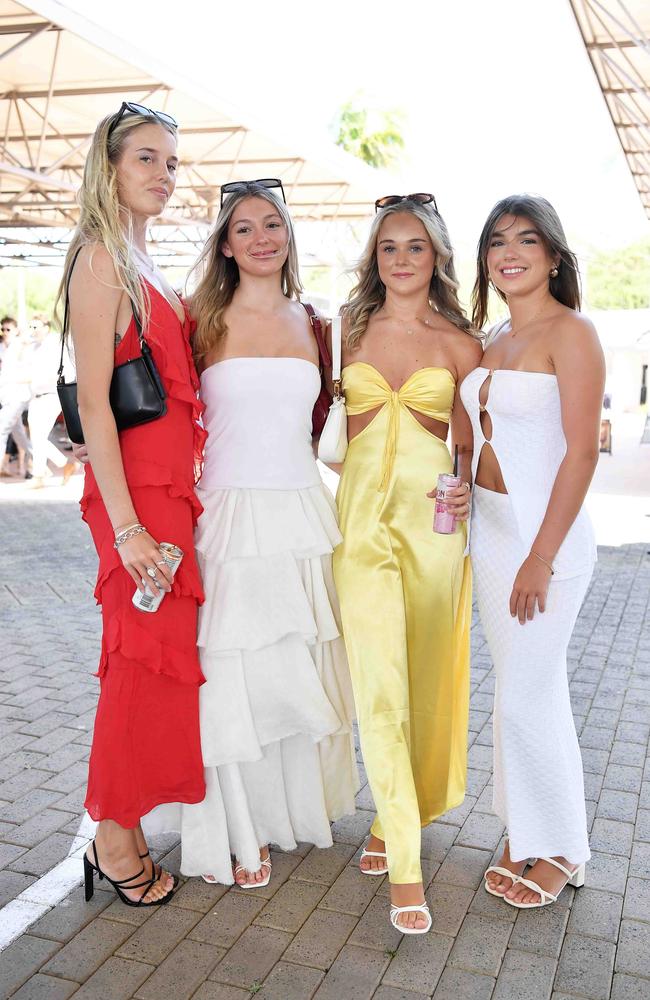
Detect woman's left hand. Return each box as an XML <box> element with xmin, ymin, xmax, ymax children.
<box><xmin>426</xmin><ymin>481</ymin><xmax>472</xmax><ymax>522</ymax></box>
<box><xmin>509</xmin><ymin>554</ymin><xmax>552</xmax><ymax>624</ymax></box>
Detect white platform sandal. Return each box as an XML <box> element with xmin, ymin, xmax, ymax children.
<box><xmin>504</xmin><ymin>857</ymin><xmax>585</xmax><ymax>909</ymax></box>
<box><xmin>389</xmin><ymin>901</ymin><xmax>432</xmax><ymax>935</ymax></box>
<box><xmin>233</xmin><ymin>853</ymin><xmax>272</xmax><ymax>889</ymax></box>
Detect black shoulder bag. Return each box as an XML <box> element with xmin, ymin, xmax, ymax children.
<box><xmin>57</xmin><ymin>247</ymin><xmax>167</xmax><ymax>445</ymax></box>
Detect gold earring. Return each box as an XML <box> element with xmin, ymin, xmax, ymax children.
<box><xmin>549</xmin><ymin>265</ymin><xmax>559</xmax><ymax>279</ymax></box>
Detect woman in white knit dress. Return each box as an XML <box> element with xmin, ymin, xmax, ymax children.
<box><xmin>178</xmin><ymin>180</ymin><xmax>358</xmax><ymax>885</ymax></box>
<box><xmin>459</xmin><ymin>194</ymin><xmax>604</xmax><ymax>908</ymax></box>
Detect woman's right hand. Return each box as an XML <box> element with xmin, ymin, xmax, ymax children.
<box><xmin>117</xmin><ymin>531</ymin><xmax>173</xmax><ymax>593</ymax></box>
<box><xmin>426</xmin><ymin>482</ymin><xmax>472</xmax><ymax>521</ymax></box>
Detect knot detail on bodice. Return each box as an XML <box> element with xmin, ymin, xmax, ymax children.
<box><xmin>342</xmin><ymin>362</ymin><xmax>455</xmax><ymax>491</ymax></box>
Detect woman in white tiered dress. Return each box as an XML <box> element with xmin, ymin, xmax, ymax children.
<box><xmin>178</xmin><ymin>180</ymin><xmax>357</xmax><ymax>885</ymax></box>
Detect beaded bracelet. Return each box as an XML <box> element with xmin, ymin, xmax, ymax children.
<box><xmin>531</xmin><ymin>550</ymin><xmax>555</xmax><ymax>576</ymax></box>
<box><xmin>114</xmin><ymin>523</ymin><xmax>146</xmax><ymax>549</ymax></box>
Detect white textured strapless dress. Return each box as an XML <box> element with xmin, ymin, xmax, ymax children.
<box><xmin>460</xmin><ymin>368</ymin><xmax>594</xmax><ymax>866</ymax></box>
<box><xmin>179</xmin><ymin>357</ymin><xmax>358</xmax><ymax>880</ymax></box>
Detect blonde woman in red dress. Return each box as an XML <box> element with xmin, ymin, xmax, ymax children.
<box><xmin>60</xmin><ymin>104</ymin><xmax>206</xmax><ymax>906</ymax></box>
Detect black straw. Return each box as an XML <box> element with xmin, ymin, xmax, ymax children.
<box><xmin>453</xmin><ymin>444</ymin><xmax>458</xmax><ymax>477</ymax></box>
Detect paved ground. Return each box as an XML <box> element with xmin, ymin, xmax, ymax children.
<box><xmin>0</xmin><ymin>428</ymin><xmax>649</xmax><ymax>999</ymax></box>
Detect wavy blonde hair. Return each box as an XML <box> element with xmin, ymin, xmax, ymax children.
<box><xmin>56</xmin><ymin>111</ymin><xmax>177</xmax><ymax>335</ymax></box>
<box><xmin>345</xmin><ymin>201</ymin><xmax>475</xmax><ymax>349</ymax></box>
<box><xmin>190</xmin><ymin>184</ymin><xmax>302</xmax><ymax>363</ymax></box>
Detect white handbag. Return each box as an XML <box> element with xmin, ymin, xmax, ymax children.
<box><xmin>317</xmin><ymin>316</ymin><xmax>348</xmax><ymax>463</ymax></box>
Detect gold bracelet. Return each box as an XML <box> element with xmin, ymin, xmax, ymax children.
<box><xmin>531</xmin><ymin>550</ymin><xmax>555</xmax><ymax>575</ymax></box>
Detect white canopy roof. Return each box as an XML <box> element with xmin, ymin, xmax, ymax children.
<box><xmin>0</xmin><ymin>0</ymin><xmax>386</xmax><ymax>265</ymax></box>
<box><xmin>569</xmin><ymin>0</ymin><xmax>650</xmax><ymax>220</ymax></box>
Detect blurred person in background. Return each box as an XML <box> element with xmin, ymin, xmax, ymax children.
<box><xmin>0</xmin><ymin>315</ymin><xmax>33</xmax><ymax>478</ymax></box>
<box><xmin>27</xmin><ymin>313</ymin><xmax>77</xmax><ymax>488</ymax></box>
<box><xmin>0</xmin><ymin>315</ymin><xmax>17</xmax><ymax>366</ymax></box>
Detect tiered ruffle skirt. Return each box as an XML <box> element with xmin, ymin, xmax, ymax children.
<box><xmin>178</xmin><ymin>482</ymin><xmax>359</xmax><ymax>880</ymax></box>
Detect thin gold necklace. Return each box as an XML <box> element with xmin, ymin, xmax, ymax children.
<box><xmin>383</xmin><ymin>313</ymin><xmax>433</xmax><ymax>336</ymax></box>
<box><xmin>509</xmin><ymin>304</ymin><xmax>552</xmax><ymax>338</ymax></box>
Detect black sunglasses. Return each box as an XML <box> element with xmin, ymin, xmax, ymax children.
<box><xmin>107</xmin><ymin>102</ymin><xmax>178</xmax><ymax>140</ymax></box>
<box><xmin>375</xmin><ymin>192</ymin><xmax>438</xmax><ymax>213</ymax></box>
<box><xmin>220</xmin><ymin>177</ymin><xmax>286</xmax><ymax>209</ymax></box>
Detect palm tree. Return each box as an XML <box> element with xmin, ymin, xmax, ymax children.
<box><xmin>332</xmin><ymin>96</ymin><xmax>405</xmax><ymax>170</ymax></box>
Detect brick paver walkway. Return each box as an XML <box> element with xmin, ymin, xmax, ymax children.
<box><xmin>1</xmin><ymin>495</ymin><xmax>649</xmax><ymax>1000</ymax></box>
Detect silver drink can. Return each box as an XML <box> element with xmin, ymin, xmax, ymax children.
<box><xmin>132</xmin><ymin>542</ymin><xmax>184</xmax><ymax>614</ymax></box>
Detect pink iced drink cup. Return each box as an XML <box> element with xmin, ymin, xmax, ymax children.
<box><xmin>433</xmin><ymin>473</ymin><xmax>461</xmax><ymax>534</ymax></box>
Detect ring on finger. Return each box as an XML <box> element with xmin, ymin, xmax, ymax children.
<box><xmin>146</xmin><ymin>566</ymin><xmax>158</xmax><ymax>579</ymax></box>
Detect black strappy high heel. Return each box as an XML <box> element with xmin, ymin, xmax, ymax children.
<box><xmin>139</xmin><ymin>850</ymin><xmax>179</xmax><ymax>889</ymax></box>
<box><xmin>83</xmin><ymin>841</ymin><xmax>174</xmax><ymax>907</ymax></box>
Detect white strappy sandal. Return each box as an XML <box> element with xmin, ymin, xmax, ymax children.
<box><xmin>389</xmin><ymin>901</ymin><xmax>432</xmax><ymax>935</ymax></box>
<box><xmin>484</xmin><ymin>857</ymin><xmax>536</xmax><ymax>897</ymax></box>
<box><xmin>359</xmin><ymin>847</ymin><xmax>389</xmax><ymax>876</ymax></box>
<box><xmin>504</xmin><ymin>857</ymin><xmax>585</xmax><ymax>909</ymax></box>
<box><xmin>233</xmin><ymin>853</ymin><xmax>273</xmax><ymax>889</ymax></box>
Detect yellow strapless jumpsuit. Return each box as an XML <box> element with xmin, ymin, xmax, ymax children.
<box><xmin>333</xmin><ymin>363</ymin><xmax>472</xmax><ymax>885</ymax></box>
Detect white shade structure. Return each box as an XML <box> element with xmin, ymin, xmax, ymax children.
<box><xmin>569</xmin><ymin>0</ymin><xmax>650</xmax><ymax>220</ymax></box>
<box><xmin>0</xmin><ymin>0</ymin><xmax>387</xmax><ymax>265</ymax></box>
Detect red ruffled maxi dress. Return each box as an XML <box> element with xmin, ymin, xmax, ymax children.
<box><xmin>82</xmin><ymin>283</ymin><xmax>207</xmax><ymax>828</ymax></box>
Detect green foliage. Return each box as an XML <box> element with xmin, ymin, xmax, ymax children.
<box><xmin>332</xmin><ymin>97</ymin><xmax>405</xmax><ymax>169</ymax></box>
<box><xmin>587</xmin><ymin>238</ymin><xmax>650</xmax><ymax>310</ymax></box>
<box><xmin>0</xmin><ymin>268</ymin><xmax>61</xmax><ymax>325</ymax></box>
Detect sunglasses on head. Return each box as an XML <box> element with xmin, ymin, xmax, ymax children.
<box><xmin>107</xmin><ymin>102</ymin><xmax>178</xmax><ymax>140</ymax></box>
<box><xmin>220</xmin><ymin>177</ymin><xmax>286</xmax><ymax>209</ymax></box>
<box><xmin>375</xmin><ymin>192</ymin><xmax>438</xmax><ymax>213</ymax></box>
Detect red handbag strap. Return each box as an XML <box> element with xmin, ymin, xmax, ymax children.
<box><xmin>302</xmin><ymin>302</ymin><xmax>331</xmax><ymax>369</ymax></box>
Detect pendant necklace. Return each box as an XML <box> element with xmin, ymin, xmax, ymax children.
<box><xmin>385</xmin><ymin>314</ymin><xmax>433</xmax><ymax>336</ymax></box>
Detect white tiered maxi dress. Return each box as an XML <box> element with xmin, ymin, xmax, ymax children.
<box><xmin>179</xmin><ymin>357</ymin><xmax>358</xmax><ymax>881</ymax></box>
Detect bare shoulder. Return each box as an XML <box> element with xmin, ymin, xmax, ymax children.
<box><xmin>73</xmin><ymin>243</ymin><xmax>118</xmax><ymax>285</ymax></box>
<box><xmin>550</xmin><ymin>309</ymin><xmax>603</xmax><ymax>361</ymax></box>
<box><xmin>435</xmin><ymin>315</ymin><xmax>483</xmax><ymax>369</ymax></box>
<box><xmin>453</xmin><ymin>328</ymin><xmax>484</xmax><ymax>367</ymax></box>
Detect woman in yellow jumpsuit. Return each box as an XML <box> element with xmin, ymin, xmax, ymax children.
<box><xmin>333</xmin><ymin>195</ymin><xmax>481</xmax><ymax>933</ymax></box>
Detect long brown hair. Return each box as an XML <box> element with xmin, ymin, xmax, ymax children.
<box><xmin>471</xmin><ymin>194</ymin><xmax>581</xmax><ymax>331</ymax></box>
<box><xmin>56</xmin><ymin>112</ymin><xmax>177</xmax><ymax>335</ymax></box>
<box><xmin>344</xmin><ymin>200</ymin><xmax>475</xmax><ymax>350</ymax></box>
<box><xmin>190</xmin><ymin>184</ymin><xmax>302</xmax><ymax>363</ymax></box>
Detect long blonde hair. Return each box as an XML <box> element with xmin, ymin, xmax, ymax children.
<box><xmin>345</xmin><ymin>201</ymin><xmax>475</xmax><ymax>349</ymax></box>
<box><xmin>56</xmin><ymin>111</ymin><xmax>177</xmax><ymax>334</ymax></box>
<box><xmin>190</xmin><ymin>184</ymin><xmax>302</xmax><ymax>363</ymax></box>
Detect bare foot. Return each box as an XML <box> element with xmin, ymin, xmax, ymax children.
<box><xmin>505</xmin><ymin>857</ymin><xmax>578</xmax><ymax>905</ymax></box>
<box><xmin>233</xmin><ymin>846</ymin><xmax>271</xmax><ymax>887</ymax></box>
<box><xmin>485</xmin><ymin>840</ymin><xmax>529</xmax><ymax>896</ymax></box>
<box><xmin>360</xmin><ymin>834</ymin><xmax>387</xmax><ymax>874</ymax></box>
<box><xmin>390</xmin><ymin>881</ymin><xmax>429</xmax><ymax>932</ymax></box>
